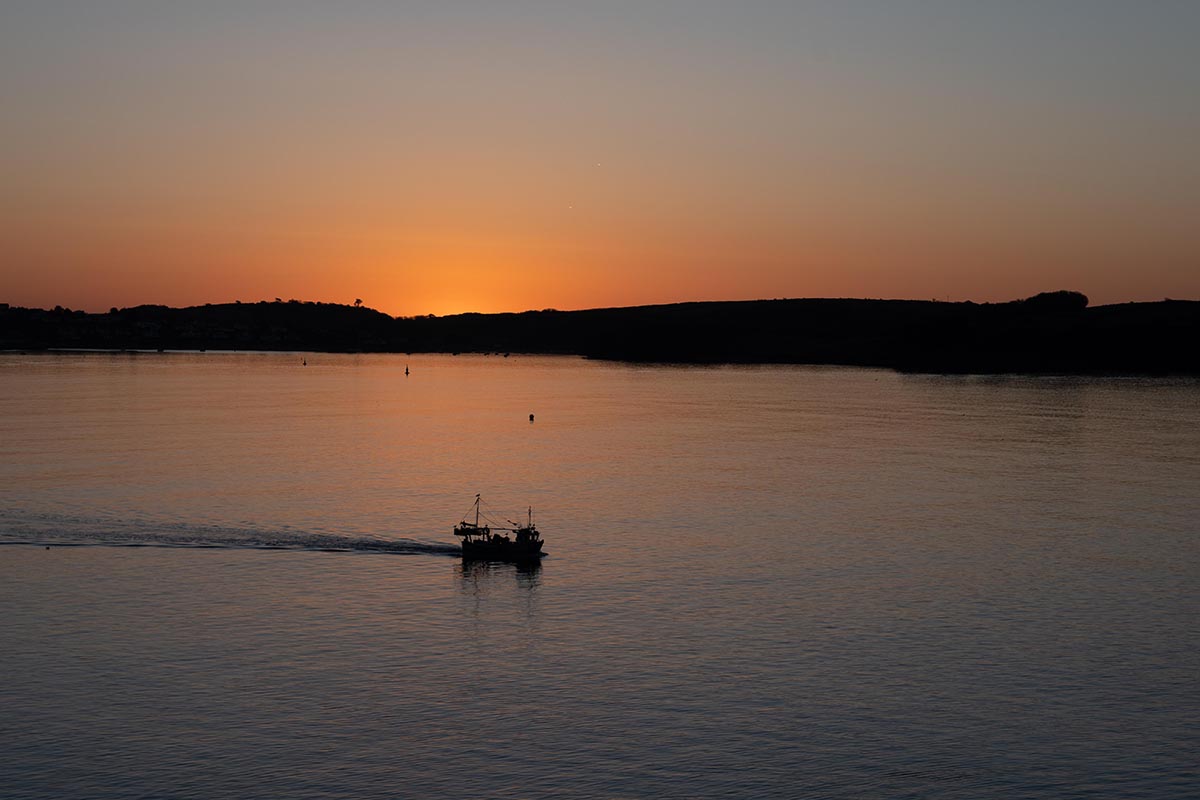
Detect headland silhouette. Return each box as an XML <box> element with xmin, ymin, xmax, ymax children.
<box><xmin>2</xmin><ymin>292</ymin><xmax>1196</xmax><ymax>374</ymax></box>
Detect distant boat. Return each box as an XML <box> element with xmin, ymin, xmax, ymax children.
<box><xmin>454</xmin><ymin>494</ymin><xmax>545</xmax><ymax>562</ymax></box>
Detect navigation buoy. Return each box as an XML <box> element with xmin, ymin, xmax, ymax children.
<box><xmin>529</xmin><ymin>413</ymin><xmax>535</xmax><ymax>422</ymax></box>
<box><xmin>405</xmin><ymin>365</ymin><xmax>409</xmax><ymax>376</ymax></box>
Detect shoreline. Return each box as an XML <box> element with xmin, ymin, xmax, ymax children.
<box><xmin>3</xmin><ymin>294</ymin><xmax>1198</xmax><ymax>375</ymax></box>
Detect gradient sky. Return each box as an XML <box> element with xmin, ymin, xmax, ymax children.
<box><xmin>2</xmin><ymin>1</ymin><xmax>1197</xmax><ymax>315</ymax></box>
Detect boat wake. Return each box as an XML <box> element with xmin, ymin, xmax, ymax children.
<box><xmin>0</xmin><ymin>513</ymin><xmax>461</xmax><ymax>557</ymax></box>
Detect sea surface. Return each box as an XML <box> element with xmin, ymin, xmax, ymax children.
<box><xmin>1</xmin><ymin>352</ymin><xmax>1197</xmax><ymax>799</ymax></box>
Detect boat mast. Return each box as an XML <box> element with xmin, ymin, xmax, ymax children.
<box><xmin>475</xmin><ymin>494</ymin><xmax>481</xmax><ymax>528</ymax></box>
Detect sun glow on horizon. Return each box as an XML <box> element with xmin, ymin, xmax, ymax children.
<box><xmin>2</xmin><ymin>3</ymin><xmax>1198</xmax><ymax>312</ymax></box>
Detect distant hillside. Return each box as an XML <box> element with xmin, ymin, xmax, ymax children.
<box><xmin>0</xmin><ymin>300</ymin><xmax>397</xmax><ymax>353</ymax></box>
<box><xmin>2</xmin><ymin>293</ymin><xmax>1197</xmax><ymax>375</ymax></box>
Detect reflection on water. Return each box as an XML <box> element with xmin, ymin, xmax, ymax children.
<box><xmin>458</xmin><ymin>558</ymin><xmax>543</xmax><ymax>595</ymax></box>
<box><xmin>457</xmin><ymin>560</ymin><xmax>543</xmax><ymax>630</ymax></box>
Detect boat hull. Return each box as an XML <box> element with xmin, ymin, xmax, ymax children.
<box><xmin>460</xmin><ymin>540</ymin><xmax>545</xmax><ymax>563</ymax></box>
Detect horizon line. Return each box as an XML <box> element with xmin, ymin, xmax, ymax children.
<box><xmin>9</xmin><ymin>290</ymin><xmax>1200</xmax><ymax>319</ymax></box>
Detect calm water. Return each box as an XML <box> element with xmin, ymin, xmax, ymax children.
<box><xmin>1</xmin><ymin>352</ymin><xmax>1198</xmax><ymax>799</ymax></box>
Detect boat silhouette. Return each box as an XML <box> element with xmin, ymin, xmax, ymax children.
<box><xmin>454</xmin><ymin>494</ymin><xmax>545</xmax><ymax>562</ymax></box>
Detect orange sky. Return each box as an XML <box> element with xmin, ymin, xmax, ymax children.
<box><xmin>2</xmin><ymin>3</ymin><xmax>1197</xmax><ymax>315</ymax></box>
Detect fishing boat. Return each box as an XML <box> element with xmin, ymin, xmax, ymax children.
<box><xmin>454</xmin><ymin>494</ymin><xmax>545</xmax><ymax>562</ymax></box>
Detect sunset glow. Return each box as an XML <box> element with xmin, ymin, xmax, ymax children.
<box><xmin>2</xmin><ymin>2</ymin><xmax>1197</xmax><ymax>315</ymax></box>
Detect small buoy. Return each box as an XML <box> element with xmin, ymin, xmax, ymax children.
<box><xmin>302</xmin><ymin>358</ymin><xmax>307</xmax><ymax>366</ymax></box>
<box><xmin>529</xmin><ymin>413</ymin><xmax>535</xmax><ymax>422</ymax></box>
<box><xmin>405</xmin><ymin>365</ymin><xmax>409</xmax><ymax>376</ymax></box>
